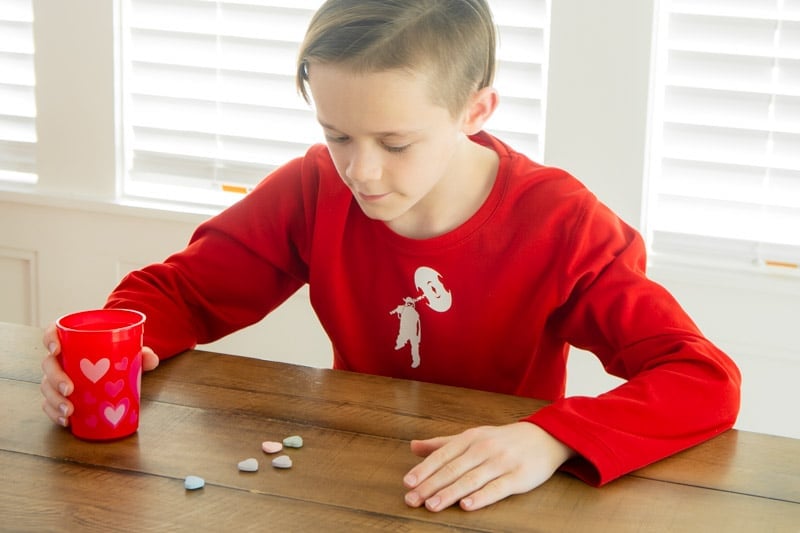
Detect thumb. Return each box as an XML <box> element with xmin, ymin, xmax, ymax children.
<box><xmin>142</xmin><ymin>347</ymin><xmax>160</xmax><ymax>371</ymax></box>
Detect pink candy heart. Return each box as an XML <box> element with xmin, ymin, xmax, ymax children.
<box><xmin>261</xmin><ymin>441</ymin><xmax>283</xmax><ymax>454</ymax></box>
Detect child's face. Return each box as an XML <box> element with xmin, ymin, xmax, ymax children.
<box><xmin>308</xmin><ymin>62</ymin><xmax>478</xmax><ymax>237</ymax></box>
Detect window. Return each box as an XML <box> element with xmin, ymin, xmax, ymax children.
<box><xmin>648</xmin><ymin>0</ymin><xmax>800</xmax><ymax>272</ymax></box>
<box><xmin>119</xmin><ymin>0</ymin><xmax>550</xmax><ymax>209</ymax></box>
<box><xmin>0</xmin><ymin>0</ymin><xmax>36</xmax><ymax>184</ymax></box>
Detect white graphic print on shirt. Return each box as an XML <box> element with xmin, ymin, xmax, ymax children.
<box><xmin>389</xmin><ymin>266</ymin><xmax>452</xmax><ymax>368</ymax></box>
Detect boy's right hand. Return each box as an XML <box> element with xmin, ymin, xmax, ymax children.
<box><xmin>40</xmin><ymin>322</ymin><xmax>160</xmax><ymax>427</ymax></box>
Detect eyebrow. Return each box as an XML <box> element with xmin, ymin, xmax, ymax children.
<box><xmin>317</xmin><ymin>120</ymin><xmax>421</xmax><ymax>138</ymax></box>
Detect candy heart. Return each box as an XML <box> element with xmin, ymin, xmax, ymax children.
<box><xmin>261</xmin><ymin>441</ymin><xmax>283</xmax><ymax>454</ymax></box>
<box><xmin>283</xmin><ymin>435</ymin><xmax>303</xmax><ymax>448</ymax></box>
<box><xmin>237</xmin><ymin>458</ymin><xmax>259</xmax><ymax>472</ymax></box>
<box><xmin>271</xmin><ymin>455</ymin><xmax>292</xmax><ymax>469</ymax></box>
<box><xmin>184</xmin><ymin>475</ymin><xmax>205</xmax><ymax>490</ymax></box>
<box><xmin>80</xmin><ymin>358</ymin><xmax>110</xmax><ymax>384</ymax></box>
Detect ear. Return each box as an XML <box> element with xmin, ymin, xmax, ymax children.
<box><xmin>461</xmin><ymin>86</ymin><xmax>499</xmax><ymax>135</ymax></box>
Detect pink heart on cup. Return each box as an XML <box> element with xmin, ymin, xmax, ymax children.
<box><xmin>114</xmin><ymin>357</ymin><xmax>129</xmax><ymax>371</ymax></box>
<box><xmin>129</xmin><ymin>354</ymin><xmax>142</xmax><ymax>398</ymax></box>
<box><xmin>101</xmin><ymin>399</ymin><xmax>129</xmax><ymax>427</ymax></box>
<box><xmin>80</xmin><ymin>358</ymin><xmax>110</xmax><ymax>384</ymax></box>
<box><xmin>104</xmin><ymin>379</ymin><xmax>125</xmax><ymax>398</ymax></box>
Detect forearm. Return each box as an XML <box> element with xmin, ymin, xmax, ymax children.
<box><xmin>525</xmin><ymin>338</ymin><xmax>741</xmax><ymax>485</ymax></box>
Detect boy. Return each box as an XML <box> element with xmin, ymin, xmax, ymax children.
<box><xmin>40</xmin><ymin>0</ymin><xmax>740</xmax><ymax>513</ymax></box>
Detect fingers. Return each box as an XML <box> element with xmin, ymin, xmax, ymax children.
<box><xmin>457</xmin><ymin>472</ymin><xmax>517</xmax><ymax>511</ymax></box>
<box><xmin>41</xmin><ymin>324</ymin><xmax>72</xmax><ymax>426</ymax></box>
<box><xmin>40</xmin><ymin>352</ymin><xmax>73</xmax><ymax>427</ymax></box>
<box><xmin>408</xmin><ymin>435</ymin><xmax>452</xmax><ymax>458</ymax></box>
<box><xmin>405</xmin><ymin>427</ymin><xmax>503</xmax><ymax>512</ymax></box>
<box><xmin>410</xmin><ymin>455</ymin><xmax>503</xmax><ymax>512</ymax></box>
<box><xmin>404</xmin><ymin>433</ymin><xmax>465</xmax><ymax>489</ymax></box>
<box><xmin>41</xmin><ymin>323</ymin><xmax>59</xmax><ymax>357</ymax></box>
<box><xmin>41</xmin><ymin>375</ymin><xmax>70</xmax><ymax>427</ymax></box>
<box><xmin>404</xmin><ymin>423</ymin><xmax>572</xmax><ymax>512</ymax></box>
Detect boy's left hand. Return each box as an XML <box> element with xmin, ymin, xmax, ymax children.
<box><xmin>403</xmin><ymin>422</ymin><xmax>575</xmax><ymax>512</ymax></box>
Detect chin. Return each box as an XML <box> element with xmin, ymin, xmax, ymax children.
<box><xmin>361</xmin><ymin>207</ymin><xmax>411</xmax><ymax>227</ymax></box>
<box><xmin>359</xmin><ymin>209</ymin><xmax>395</xmax><ymax>222</ymax></box>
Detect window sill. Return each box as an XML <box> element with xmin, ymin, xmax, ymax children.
<box><xmin>0</xmin><ymin>184</ymin><xmax>217</xmax><ymax>225</ymax></box>
<box><xmin>649</xmin><ymin>252</ymin><xmax>800</xmax><ymax>297</ymax></box>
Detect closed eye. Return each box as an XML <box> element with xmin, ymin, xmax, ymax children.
<box><xmin>325</xmin><ymin>134</ymin><xmax>349</xmax><ymax>144</ymax></box>
<box><xmin>384</xmin><ymin>144</ymin><xmax>410</xmax><ymax>154</ymax></box>
<box><xmin>323</xmin><ymin>130</ymin><xmax>410</xmax><ymax>154</ymax></box>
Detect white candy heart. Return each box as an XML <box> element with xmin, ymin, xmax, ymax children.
<box><xmin>237</xmin><ymin>458</ymin><xmax>259</xmax><ymax>472</ymax></box>
<box><xmin>282</xmin><ymin>435</ymin><xmax>303</xmax><ymax>448</ymax></box>
<box><xmin>80</xmin><ymin>358</ymin><xmax>110</xmax><ymax>383</ymax></box>
<box><xmin>184</xmin><ymin>476</ymin><xmax>205</xmax><ymax>490</ymax></box>
<box><xmin>271</xmin><ymin>455</ymin><xmax>292</xmax><ymax>469</ymax></box>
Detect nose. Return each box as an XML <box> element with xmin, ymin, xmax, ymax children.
<box><xmin>345</xmin><ymin>145</ymin><xmax>381</xmax><ymax>184</ymax></box>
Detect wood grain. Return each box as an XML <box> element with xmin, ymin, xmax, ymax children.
<box><xmin>3</xmin><ymin>322</ymin><xmax>800</xmax><ymax>532</ymax></box>
<box><xmin>0</xmin><ymin>452</ymin><xmax>465</xmax><ymax>533</ymax></box>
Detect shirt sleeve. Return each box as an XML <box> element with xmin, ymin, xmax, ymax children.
<box><xmin>104</xmin><ymin>156</ymin><xmax>313</xmax><ymax>359</ymax></box>
<box><xmin>524</xmin><ymin>194</ymin><xmax>741</xmax><ymax>486</ymax></box>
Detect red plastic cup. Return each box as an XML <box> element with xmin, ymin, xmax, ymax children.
<box><xmin>56</xmin><ymin>309</ymin><xmax>146</xmax><ymax>441</ymax></box>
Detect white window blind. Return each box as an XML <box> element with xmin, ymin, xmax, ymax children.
<box><xmin>488</xmin><ymin>0</ymin><xmax>549</xmax><ymax>160</ymax></box>
<box><xmin>120</xmin><ymin>0</ymin><xmax>550</xmax><ymax>209</ymax></box>
<box><xmin>648</xmin><ymin>0</ymin><xmax>800</xmax><ymax>272</ymax></box>
<box><xmin>0</xmin><ymin>0</ymin><xmax>36</xmax><ymax>184</ymax></box>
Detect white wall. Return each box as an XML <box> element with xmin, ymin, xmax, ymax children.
<box><xmin>0</xmin><ymin>193</ymin><xmax>331</xmax><ymax>368</ymax></box>
<box><xmin>544</xmin><ymin>0</ymin><xmax>800</xmax><ymax>440</ymax></box>
<box><xmin>1</xmin><ymin>0</ymin><xmax>798</xmax><ymax>439</ymax></box>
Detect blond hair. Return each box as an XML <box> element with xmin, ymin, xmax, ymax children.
<box><xmin>296</xmin><ymin>0</ymin><xmax>496</xmax><ymax>117</ymax></box>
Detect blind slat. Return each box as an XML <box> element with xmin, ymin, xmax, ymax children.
<box><xmin>669</xmin><ymin>0</ymin><xmax>800</xmax><ymax>22</ymax></box>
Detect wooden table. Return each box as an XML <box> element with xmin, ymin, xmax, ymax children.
<box><xmin>2</xmin><ymin>322</ymin><xmax>799</xmax><ymax>532</ymax></box>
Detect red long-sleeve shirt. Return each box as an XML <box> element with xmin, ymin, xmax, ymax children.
<box><xmin>106</xmin><ymin>132</ymin><xmax>741</xmax><ymax>485</ymax></box>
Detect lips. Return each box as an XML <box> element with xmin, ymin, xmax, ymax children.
<box><xmin>358</xmin><ymin>191</ymin><xmax>390</xmax><ymax>202</ymax></box>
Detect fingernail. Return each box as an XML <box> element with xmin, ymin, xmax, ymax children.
<box><xmin>58</xmin><ymin>382</ymin><xmax>69</xmax><ymax>396</ymax></box>
<box><xmin>461</xmin><ymin>497</ymin><xmax>474</xmax><ymax>510</ymax></box>
<box><xmin>58</xmin><ymin>416</ymin><xmax>68</xmax><ymax>427</ymax></box>
<box><xmin>59</xmin><ymin>403</ymin><xmax>68</xmax><ymax>417</ymax></box>
<box><xmin>425</xmin><ymin>496</ymin><xmax>441</xmax><ymax>511</ymax></box>
<box><xmin>403</xmin><ymin>474</ymin><xmax>417</xmax><ymax>487</ymax></box>
<box><xmin>405</xmin><ymin>492</ymin><xmax>420</xmax><ymax>506</ymax></box>
<box><xmin>48</xmin><ymin>342</ymin><xmax>57</xmax><ymax>355</ymax></box>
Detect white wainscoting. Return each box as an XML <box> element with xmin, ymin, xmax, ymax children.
<box><xmin>2</xmin><ymin>192</ymin><xmax>798</xmax><ymax>439</ymax></box>
<box><xmin>0</xmin><ymin>246</ymin><xmax>38</xmax><ymax>325</ymax></box>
